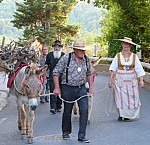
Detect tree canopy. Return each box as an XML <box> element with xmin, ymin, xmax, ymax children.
<box><xmin>82</xmin><ymin>0</ymin><xmax>150</xmax><ymax>60</ymax></box>
<box><xmin>11</xmin><ymin>0</ymin><xmax>80</xmax><ymax>47</ymax></box>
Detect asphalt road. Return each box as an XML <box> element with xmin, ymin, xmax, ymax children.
<box><xmin>0</xmin><ymin>74</ymin><xmax>150</xmax><ymax>145</ymax></box>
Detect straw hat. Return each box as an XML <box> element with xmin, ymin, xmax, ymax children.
<box><xmin>69</xmin><ymin>39</ymin><xmax>89</xmax><ymax>51</ymax></box>
<box><xmin>116</xmin><ymin>37</ymin><xmax>138</xmax><ymax>46</ymax></box>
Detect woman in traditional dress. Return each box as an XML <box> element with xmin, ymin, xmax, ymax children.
<box><xmin>108</xmin><ymin>37</ymin><xmax>145</xmax><ymax>121</ymax></box>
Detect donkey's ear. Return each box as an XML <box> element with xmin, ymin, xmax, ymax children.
<box><xmin>25</xmin><ymin>66</ymin><xmax>30</xmax><ymax>74</ymax></box>
<box><xmin>36</xmin><ymin>65</ymin><xmax>48</xmax><ymax>75</ymax></box>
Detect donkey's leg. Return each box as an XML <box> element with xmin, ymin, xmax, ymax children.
<box><xmin>73</xmin><ymin>102</ymin><xmax>78</xmax><ymax>115</ymax></box>
<box><xmin>27</xmin><ymin>109</ymin><xmax>35</xmax><ymax>144</ymax></box>
<box><xmin>17</xmin><ymin>104</ymin><xmax>22</xmax><ymax>131</ymax></box>
<box><xmin>20</xmin><ymin>104</ymin><xmax>27</xmax><ymax>139</ymax></box>
<box><xmin>24</xmin><ymin>104</ymin><xmax>29</xmax><ymax>133</ymax></box>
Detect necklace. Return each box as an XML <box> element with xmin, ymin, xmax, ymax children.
<box><xmin>122</xmin><ymin>51</ymin><xmax>131</xmax><ymax>62</ymax></box>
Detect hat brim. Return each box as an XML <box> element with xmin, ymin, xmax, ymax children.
<box><xmin>52</xmin><ymin>44</ymin><xmax>63</xmax><ymax>47</ymax></box>
<box><xmin>116</xmin><ymin>39</ymin><xmax>138</xmax><ymax>46</ymax></box>
<box><xmin>69</xmin><ymin>46</ymin><xmax>90</xmax><ymax>51</ymax></box>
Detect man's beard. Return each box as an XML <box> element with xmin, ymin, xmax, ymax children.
<box><xmin>53</xmin><ymin>51</ymin><xmax>61</xmax><ymax>59</ymax></box>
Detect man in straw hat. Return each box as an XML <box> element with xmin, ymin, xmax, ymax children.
<box><xmin>108</xmin><ymin>37</ymin><xmax>145</xmax><ymax>121</ymax></box>
<box><xmin>53</xmin><ymin>39</ymin><xmax>93</xmax><ymax>143</ymax></box>
<box><xmin>45</xmin><ymin>40</ymin><xmax>65</xmax><ymax>114</ymax></box>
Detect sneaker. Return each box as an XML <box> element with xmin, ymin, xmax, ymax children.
<box><xmin>50</xmin><ymin>109</ymin><xmax>56</xmax><ymax>114</ymax></box>
<box><xmin>56</xmin><ymin>108</ymin><xmax>61</xmax><ymax>112</ymax></box>
<box><xmin>45</xmin><ymin>99</ymin><xmax>49</xmax><ymax>102</ymax></box>
<box><xmin>45</xmin><ymin>96</ymin><xmax>49</xmax><ymax>102</ymax></box>
<box><xmin>124</xmin><ymin>118</ymin><xmax>131</xmax><ymax>122</ymax></box>
<box><xmin>78</xmin><ymin>138</ymin><xmax>90</xmax><ymax>143</ymax></box>
<box><xmin>40</xmin><ymin>99</ymin><xmax>45</xmax><ymax>104</ymax></box>
<box><xmin>62</xmin><ymin>133</ymin><xmax>70</xmax><ymax>140</ymax></box>
<box><xmin>118</xmin><ymin>117</ymin><xmax>123</xmax><ymax>121</ymax></box>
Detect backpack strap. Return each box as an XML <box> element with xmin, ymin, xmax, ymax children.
<box><xmin>66</xmin><ymin>53</ymin><xmax>72</xmax><ymax>83</ymax></box>
<box><xmin>65</xmin><ymin>53</ymin><xmax>88</xmax><ymax>84</ymax></box>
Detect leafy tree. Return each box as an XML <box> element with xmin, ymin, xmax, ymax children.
<box><xmin>82</xmin><ymin>0</ymin><xmax>150</xmax><ymax>60</ymax></box>
<box><xmin>0</xmin><ymin>0</ymin><xmax>23</xmax><ymax>40</ymax></box>
<box><xmin>11</xmin><ymin>0</ymin><xmax>80</xmax><ymax>48</ymax></box>
<box><xmin>69</xmin><ymin>1</ymin><xmax>103</xmax><ymax>32</ymax></box>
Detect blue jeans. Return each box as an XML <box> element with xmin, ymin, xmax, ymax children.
<box><xmin>61</xmin><ymin>84</ymin><xmax>88</xmax><ymax>138</ymax></box>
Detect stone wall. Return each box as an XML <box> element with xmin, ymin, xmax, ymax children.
<box><xmin>94</xmin><ymin>64</ymin><xmax>150</xmax><ymax>90</ymax></box>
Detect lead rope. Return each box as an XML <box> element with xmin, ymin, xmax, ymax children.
<box><xmin>40</xmin><ymin>85</ymin><xmax>109</xmax><ymax>103</ymax></box>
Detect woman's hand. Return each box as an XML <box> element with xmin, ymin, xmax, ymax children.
<box><xmin>139</xmin><ymin>76</ymin><xmax>144</xmax><ymax>87</ymax></box>
<box><xmin>108</xmin><ymin>80</ymin><xmax>113</xmax><ymax>88</ymax></box>
<box><xmin>139</xmin><ymin>80</ymin><xmax>144</xmax><ymax>87</ymax></box>
<box><xmin>108</xmin><ymin>71</ymin><xmax>115</xmax><ymax>88</ymax></box>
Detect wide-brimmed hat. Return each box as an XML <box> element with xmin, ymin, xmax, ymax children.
<box><xmin>69</xmin><ymin>39</ymin><xmax>89</xmax><ymax>51</ymax></box>
<box><xmin>52</xmin><ymin>40</ymin><xmax>63</xmax><ymax>47</ymax></box>
<box><xmin>116</xmin><ymin>37</ymin><xmax>138</xmax><ymax>46</ymax></box>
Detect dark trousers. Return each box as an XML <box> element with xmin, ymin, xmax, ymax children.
<box><xmin>61</xmin><ymin>84</ymin><xmax>88</xmax><ymax>138</ymax></box>
<box><xmin>40</xmin><ymin>78</ymin><xmax>50</xmax><ymax>101</ymax></box>
<box><xmin>49</xmin><ymin>81</ymin><xmax>62</xmax><ymax>109</ymax></box>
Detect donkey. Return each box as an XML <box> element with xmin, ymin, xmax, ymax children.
<box><xmin>9</xmin><ymin>63</ymin><xmax>47</xmax><ymax>144</ymax></box>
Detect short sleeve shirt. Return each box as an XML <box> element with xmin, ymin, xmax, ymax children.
<box><xmin>53</xmin><ymin>53</ymin><xmax>92</xmax><ymax>86</ymax></box>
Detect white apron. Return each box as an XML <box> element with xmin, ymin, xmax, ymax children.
<box><xmin>114</xmin><ymin>69</ymin><xmax>141</xmax><ymax>119</ymax></box>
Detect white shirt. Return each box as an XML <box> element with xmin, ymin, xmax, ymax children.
<box><xmin>109</xmin><ymin>52</ymin><xmax>145</xmax><ymax>78</ymax></box>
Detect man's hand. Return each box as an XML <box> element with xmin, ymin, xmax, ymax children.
<box><xmin>53</xmin><ymin>87</ymin><xmax>61</xmax><ymax>96</ymax></box>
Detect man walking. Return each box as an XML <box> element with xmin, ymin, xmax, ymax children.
<box><xmin>53</xmin><ymin>39</ymin><xmax>93</xmax><ymax>143</ymax></box>
<box><xmin>39</xmin><ymin>45</ymin><xmax>49</xmax><ymax>103</ymax></box>
<box><xmin>45</xmin><ymin>40</ymin><xmax>65</xmax><ymax>114</ymax></box>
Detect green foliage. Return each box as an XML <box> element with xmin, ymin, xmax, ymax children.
<box><xmin>0</xmin><ymin>0</ymin><xmax>23</xmax><ymax>40</ymax></box>
<box><xmin>97</xmin><ymin>48</ymin><xmax>108</xmax><ymax>57</ymax></box>
<box><xmin>69</xmin><ymin>1</ymin><xmax>103</xmax><ymax>32</ymax></box>
<box><xmin>82</xmin><ymin>0</ymin><xmax>150</xmax><ymax>59</ymax></box>
<box><xmin>11</xmin><ymin>0</ymin><xmax>79</xmax><ymax>47</ymax></box>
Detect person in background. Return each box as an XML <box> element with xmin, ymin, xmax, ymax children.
<box><xmin>53</xmin><ymin>39</ymin><xmax>93</xmax><ymax>143</ymax></box>
<box><xmin>39</xmin><ymin>45</ymin><xmax>49</xmax><ymax>103</ymax></box>
<box><xmin>108</xmin><ymin>37</ymin><xmax>145</xmax><ymax>121</ymax></box>
<box><xmin>45</xmin><ymin>40</ymin><xmax>65</xmax><ymax>114</ymax></box>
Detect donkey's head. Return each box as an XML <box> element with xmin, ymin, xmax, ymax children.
<box><xmin>22</xmin><ymin>63</ymin><xmax>48</xmax><ymax>99</ymax></box>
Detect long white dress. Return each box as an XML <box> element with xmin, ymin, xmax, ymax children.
<box><xmin>109</xmin><ymin>52</ymin><xmax>145</xmax><ymax>119</ymax></box>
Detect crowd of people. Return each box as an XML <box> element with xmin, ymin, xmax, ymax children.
<box><xmin>37</xmin><ymin>37</ymin><xmax>145</xmax><ymax>143</ymax></box>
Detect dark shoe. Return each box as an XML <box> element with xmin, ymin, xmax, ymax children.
<box><xmin>124</xmin><ymin>118</ymin><xmax>131</xmax><ymax>122</ymax></box>
<box><xmin>78</xmin><ymin>138</ymin><xmax>90</xmax><ymax>143</ymax></box>
<box><xmin>118</xmin><ymin>117</ymin><xmax>123</xmax><ymax>121</ymax></box>
<box><xmin>62</xmin><ymin>133</ymin><xmax>70</xmax><ymax>140</ymax></box>
<box><xmin>56</xmin><ymin>108</ymin><xmax>61</xmax><ymax>112</ymax></box>
<box><xmin>45</xmin><ymin>99</ymin><xmax>49</xmax><ymax>102</ymax></box>
<box><xmin>45</xmin><ymin>96</ymin><xmax>49</xmax><ymax>102</ymax></box>
<box><xmin>50</xmin><ymin>109</ymin><xmax>56</xmax><ymax>114</ymax></box>
<box><xmin>40</xmin><ymin>99</ymin><xmax>45</xmax><ymax>104</ymax></box>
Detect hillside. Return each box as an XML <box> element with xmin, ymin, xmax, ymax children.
<box><xmin>69</xmin><ymin>1</ymin><xmax>103</xmax><ymax>32</ymax></box>
<box><xmin>0</xmin><ymin>0</ymin><xmax>102</xmax><ymax>41</ymax></box>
